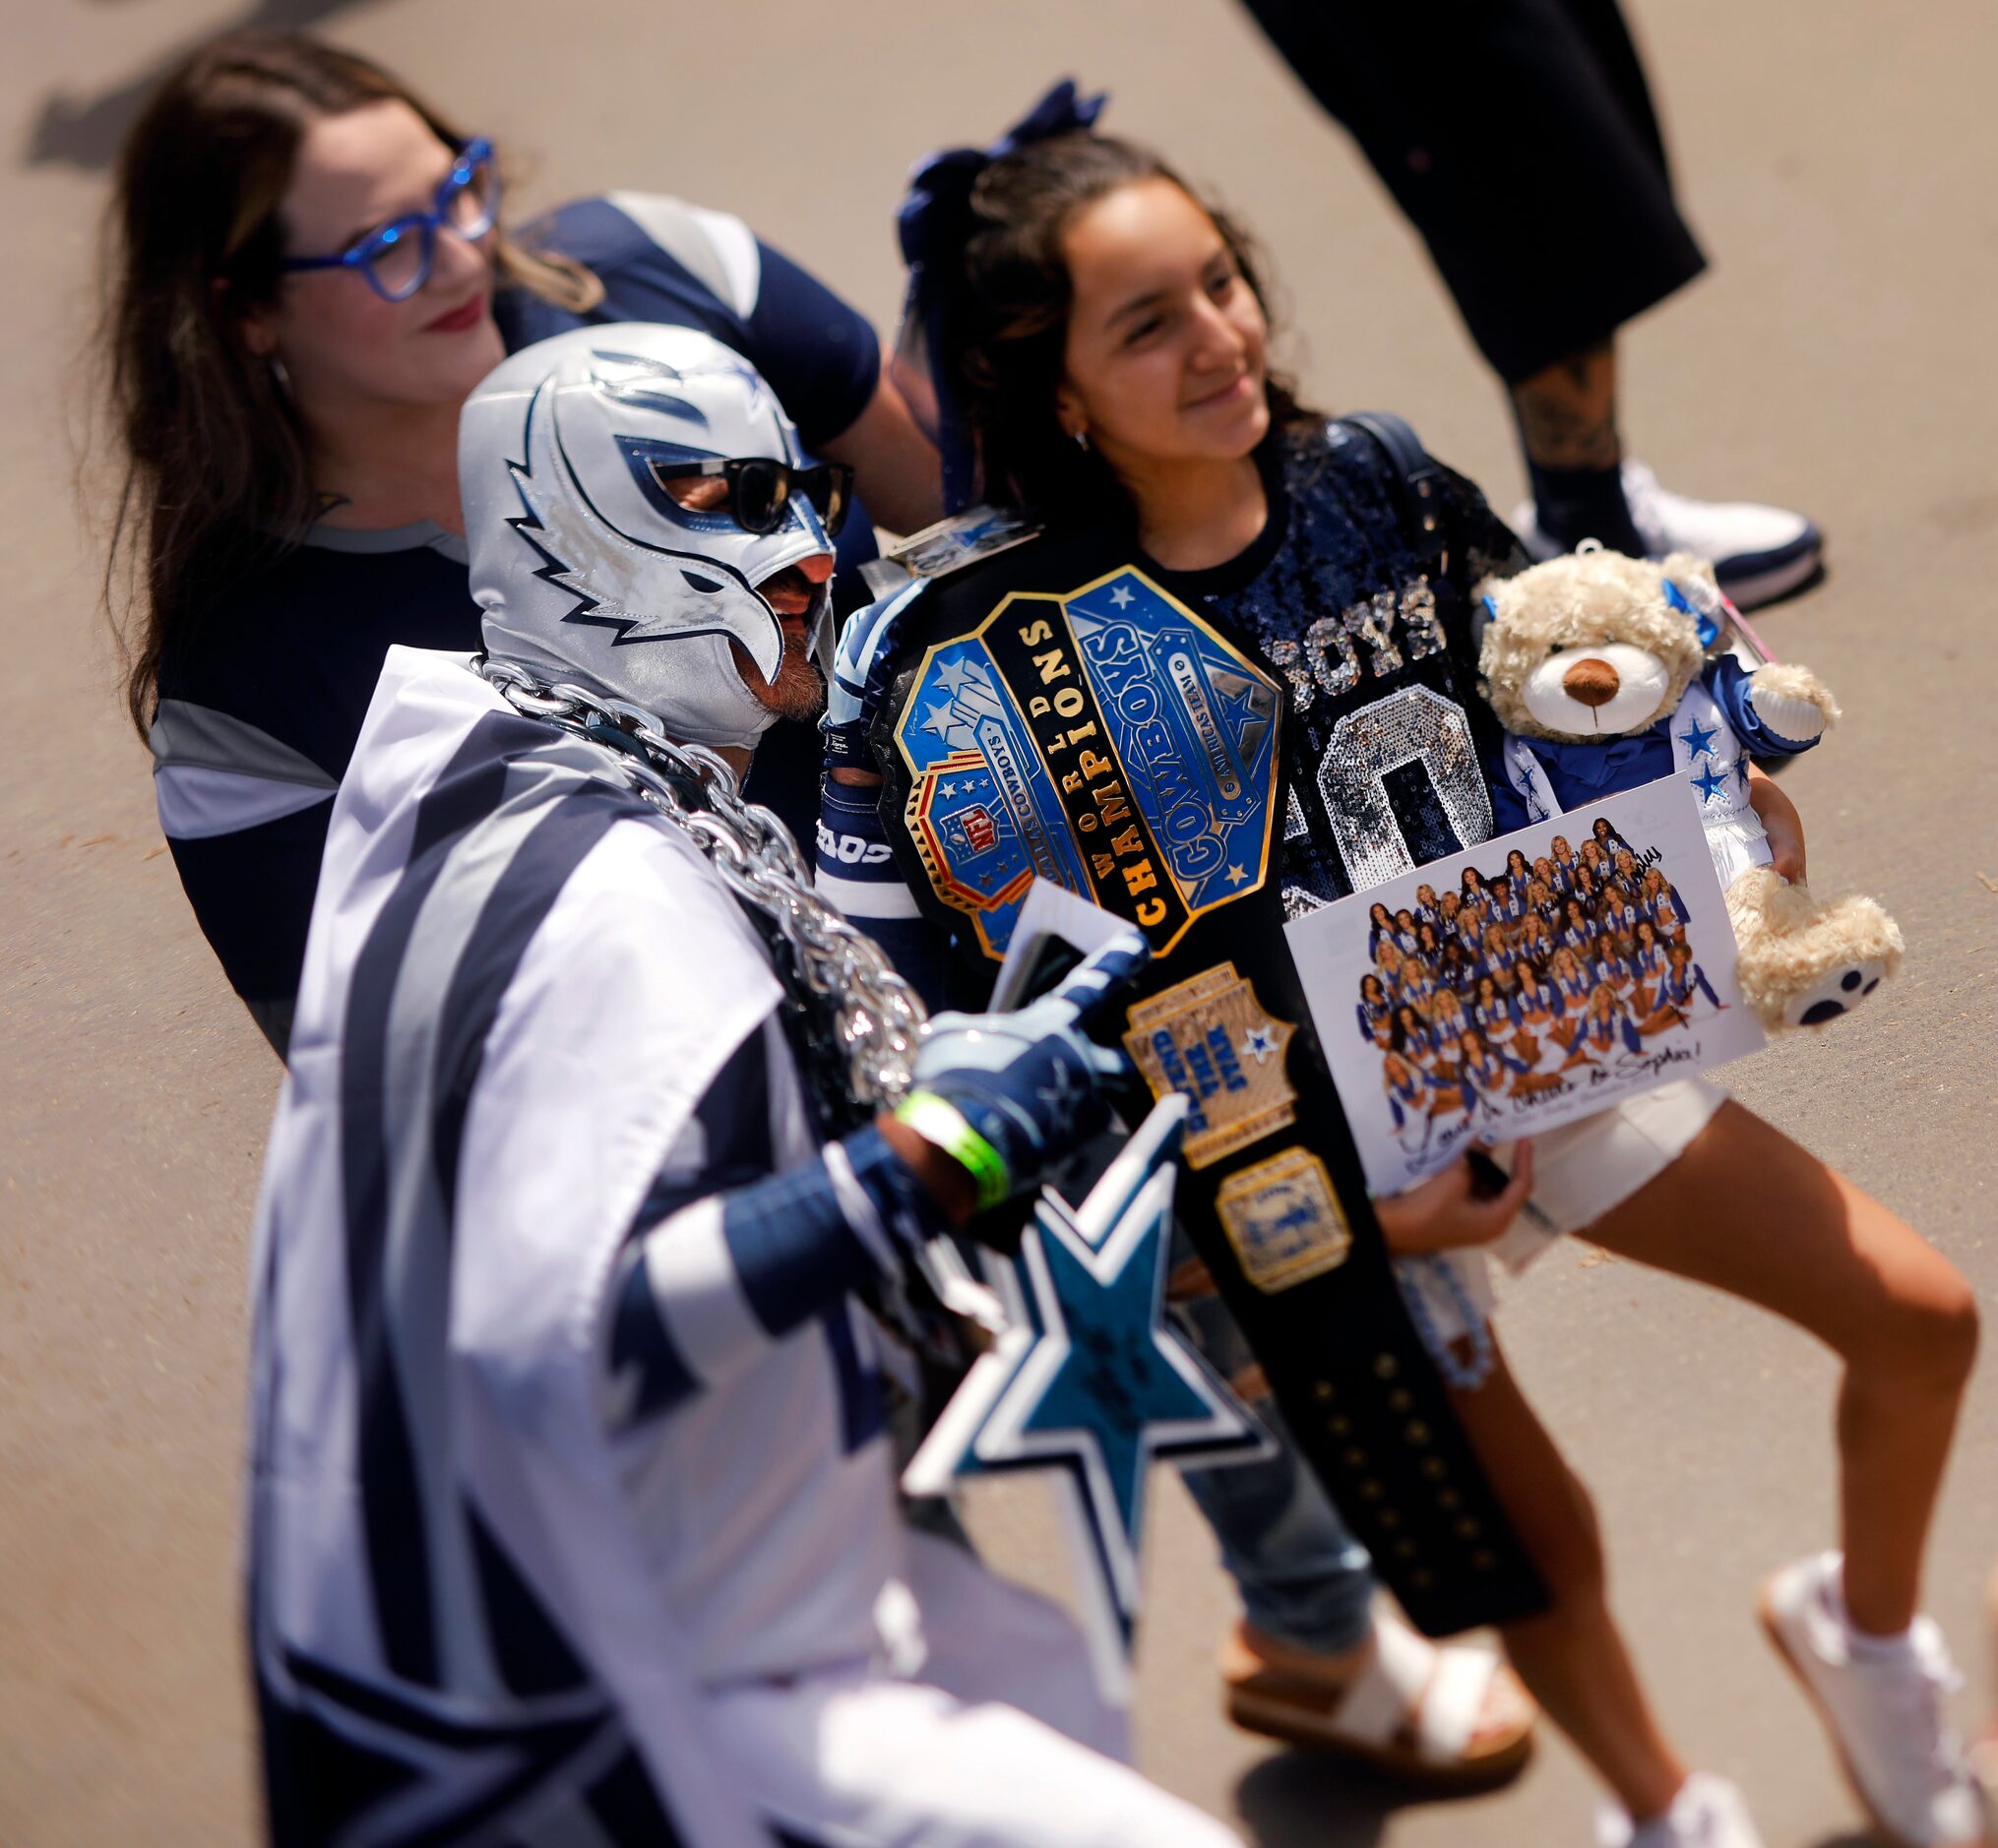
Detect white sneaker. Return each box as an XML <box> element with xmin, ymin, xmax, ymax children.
<box><xmin>1595</xmin><ymin>1772</ymin><xmax>1766</xmax><ymax>1848</ymax></box>
<box><xmin>1760</xmin><ymin>1552</ymin><xmax>1992</xmax><ymax>1847</ymax></box>
<box><xmin>1512</xmin><ymin>460</ymin><xmax>1823</xmax><ymax>609</ymax></box>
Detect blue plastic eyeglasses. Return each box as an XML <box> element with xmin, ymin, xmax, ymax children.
<box><xmin>280</xmin><ymin>138</ymin><xmax>500</xmax><ymax>303</ymax></box>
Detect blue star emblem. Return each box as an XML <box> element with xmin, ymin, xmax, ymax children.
<box><xmin>921</xmin><ymin>699</ymin><xmax>959</xmax><ymax>742</ymax></box>
<box><xmin>936</xmin><ymin>656</ymin><xmax>976</xmax><ymax>696</ymax></box>
<box><xmin>1677</xmin><ymin>715</ymin><xmax>1719</xmax><ymax>761</ymax></box>
<box><xmin>1109</xmin><ymin>584</ymin><xmax>1135</xmax><ymax>608</ymax></box>
<box><xmin>1691</xmin><ymin>763</ymin><xmax>1731</xmax><ymax>804</ymax></box>
<box><xmin>904</xmin><ymin>1099</ymin><xmax>1268</xmax><ymax>1669</ymax></box>
<box><xmin>1734</xmin><ymin>756</ymin><xmax>1754</xmax><ymax>789</ymax></box>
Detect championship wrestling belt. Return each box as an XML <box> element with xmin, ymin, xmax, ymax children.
<box><xmin>869</xmin><ymin>523</ymin><xmax>1547</xmax><ymax>1635</ymax></box>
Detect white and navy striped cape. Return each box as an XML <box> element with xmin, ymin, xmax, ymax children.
<box><xmin>248</xmin><ymin>647</ymin><xmax>901</xmax><ymax>1847</ymax></box>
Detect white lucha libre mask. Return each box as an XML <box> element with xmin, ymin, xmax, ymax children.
<box><xmin>463</xmin><ymin>325</ymin><xmax>835</xmax><ymax>748</ymax></box>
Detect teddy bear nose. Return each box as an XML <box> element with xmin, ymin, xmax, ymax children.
<box><xmin>1562</xmin><ymin>656</ymin><xmax>1622</xmax><ymax>708</ymax></box>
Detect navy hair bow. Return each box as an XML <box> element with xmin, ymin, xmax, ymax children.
<box><xmin>895</xmin><ymin>79</ymin><xmax>1108</xmax><ymax>513</ymax></box>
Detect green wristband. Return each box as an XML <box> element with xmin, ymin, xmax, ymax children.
<box><xmin>895</xmin><ymin>1090</ymin><xmax>1012</xmax><ymax>1213</ymax></box>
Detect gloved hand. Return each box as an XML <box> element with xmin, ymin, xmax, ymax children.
<box><xmin>898</xmin><ymin>930</ymin><xmax>1150</xmax><ymax>1211</ymax></box>
<box><xmin>823</xmin><ymin>579</ymin><xmax>928</xmax><ymax>772</ymax></box>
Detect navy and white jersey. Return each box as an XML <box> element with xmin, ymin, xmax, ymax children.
<box><xmin>1453</xmin><ymin>1047</ymin><xmax>1527</xmax><ymax>1105</ymax></box>
<box><xmin>497</xmin><ymin>195</ymin><xmax>879</xmax><ymax>460</ymax></box>
<box><xmin>1384</xmin><ymin>1065</ymin><xmax>1440</xmax><ymax>1129</ymax></box>
<box><xmin>1513</xmin><ymin>984</ymin><xmax>1564</xmax><ymax>1029</ymax></box>
<box><xmin>1553</xmin><ymin>968</ymin><xmax>1594</xmax><ymax>1012</ymax></box>
<box><xmin>1591</xmin><ymin>950</ymin><xmax>1635</xmax><ymax>990</ymax></box>
<box><xmin>1599</xmin><ymin>895</ymin><xmax>1642</xmax><ymax>937</ymax></box>
<box><xmin>249</xmin><ymin>647</ymin><xmax>902</xmax><ymax>1846</ymax></box>
<box><xmin>151</xmin><ymin>527</ymin><xmax>470</xmax><ymax>1050</ymax></box>
<box><xmin>1397</xmin><ymin>958</ymin><xmax>1440</xmax><ymax>1006</ymax></box>
<box><xmin>1393</xmin><ymin>1017</ymin><xmax>1442</xmax><ymax>1062</ymax></box>
<box><xmin>1656</xmin><ymin>958</ymin><xmax>1723</xmax><ymax>1012</ymax></box>
<box><xmin>813</xmin><ymin>774</ymin><xmax>952</xmax><ymax>1006</ymax></box>
<box><xmin>1184</xmin><ymin>423</ymin><xmax>1524</xmax><ymax>910</ymax></box>
<box><xmin>153</xmin><ymin>194</ymin><xmax>884</xmax><ymax>1053</ymax></box>
<box><xmin>1562</xmin><ymin>998</ymin><xmax>1642</xmax><ymax>1056</ymax></box>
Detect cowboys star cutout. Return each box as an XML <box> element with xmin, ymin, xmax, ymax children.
<box><xmin>903</xmin><ymin>1101</ymin><xmax>1266</xmax><ymax>1650</ymax></box>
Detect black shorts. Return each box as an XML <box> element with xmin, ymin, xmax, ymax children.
<box><xmin>1242</xmin><ymin>0</ymin><xmax>1708</xmax><ymax>382</ymax></box>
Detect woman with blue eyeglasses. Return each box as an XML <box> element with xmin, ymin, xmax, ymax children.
<box><xmin>99</xmin><ymin>29</ymin><xmax>940</xmax><ymax>1055</ymax></box>
<box><xmin>275</xmin><ymin>134</ymin><xmax>502</xmax><ymax>304</ymax></box>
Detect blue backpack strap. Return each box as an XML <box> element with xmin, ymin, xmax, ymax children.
<box><xmin>1335</xmin><ymin>409</ymin><xmax>1447</xmax><ymax>544</ymax></box>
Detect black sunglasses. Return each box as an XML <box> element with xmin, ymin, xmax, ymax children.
<box><xmin>646</xmin><ymin>456</ymin><xmax>853</xmax><ymax>537</ymax></box>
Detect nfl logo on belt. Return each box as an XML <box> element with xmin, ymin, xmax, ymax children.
<box><xmin>952</xmin><ymin>803</ymin><xmax>999</xmax><ymax>856</ymax></box>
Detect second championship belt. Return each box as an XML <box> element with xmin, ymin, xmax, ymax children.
<box><xmin>872</xmin><ymin>527</ymin><xmax>1546</xmax><ymax>1634</ymax></box>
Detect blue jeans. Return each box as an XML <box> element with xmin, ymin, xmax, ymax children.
<box><xmin>1172</xmin><ymin>1265</ymin><xmax>1378</xmax><ymax>1655</ymax></box>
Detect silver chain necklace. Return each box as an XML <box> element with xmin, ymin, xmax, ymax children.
<box><xmin>477</xmin><ymin>655</ymin><xmax>926</xmax><ymax>1117</ymax></box>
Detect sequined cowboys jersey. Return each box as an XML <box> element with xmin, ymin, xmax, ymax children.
<box><xmin>1182</xmin><ymin>421</ymin><xmax>1525</xmax><ymax>911</ymax></box>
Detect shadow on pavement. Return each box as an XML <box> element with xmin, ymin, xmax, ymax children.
<box><xmin>25</xmin><ymin>0</ymin><xmax>371</xmax><ymax>171</ymax></box>
<box><xmin>1234</xmin><ymin>1746</ymin><xmax>1512</xmax><ymax>1847</ymax></box>
<box><xmin>1740</xmin><ymin>556</ymin><xmax>1831</xmax><ymax>618</ymax></box>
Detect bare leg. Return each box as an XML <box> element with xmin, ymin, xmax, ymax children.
<box><xmin>1454</xmin><ymin>1340</ymin><xmax>1688</xmax><ymax>1817</ymax></box>
<box><xmin>1585</xmin><ymin>1100</ymin><xmax>1979</xmax><ymax>1633</ymax></box>
<box><xmin>1512</xmin><ymin>339</ymin><xmax>1622</xmax><ymax>469</ymax></box>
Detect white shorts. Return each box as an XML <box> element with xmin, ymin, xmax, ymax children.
<box><xmin>711</xmin><ymin>1529</ymin><xmax>1240</xmax><ymax>1848</ymax></box>
<box><xmin>1395</xmin><ymin>1078</ymin><xmax>1728</xmax><ymax>1354</ymax></box>
<box><xmin>1704</xmin><ymin>810</ymin><xmax>1773</xmax><ymax>891</ymax></box>
<box><xmin>1518</xmin><ymin>1076</ymin><xmax>1728</xmax><ymax>1237</ymax></box>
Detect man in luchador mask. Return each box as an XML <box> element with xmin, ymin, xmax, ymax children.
<box><xmin>244</xmin><ymin>323</ymin><xmax>1241</xmax><ymax>1848</ymax></box>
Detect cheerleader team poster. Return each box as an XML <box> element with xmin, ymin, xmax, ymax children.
<box><xmin>1286</xmin><ymin>774</ymin><xmax>1766</xmax><ymax>1196</ymax></box>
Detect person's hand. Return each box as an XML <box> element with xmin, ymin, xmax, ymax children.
<box><xmin>824</xmin><ymin>580</ymin><xmax>925</xmax><ymax>774</ymax></box>
<box><xmin>1746</xmin><ymin>764</ymin><xmax>1807</xmax><ymax>882</ymax></box>
<box><xmin>900</xmin><ymin>930</ymin><xmax>1149</xmax><ymax>1213</ymax></box>
<box><xmin>1375</xmin><ymin>1141</ymin><xmax>1535</xmax><ymax>1256</ymax></box>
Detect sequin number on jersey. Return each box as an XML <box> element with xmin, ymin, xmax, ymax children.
<box><xmin>1317</xmin><ymin>684</ymin><xmax>1492</xmax><ymax>889</ymax></box>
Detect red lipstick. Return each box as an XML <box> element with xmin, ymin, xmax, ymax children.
<box><xmin>422</xmin><ymin>295</ymin><xmax>486</xmax><ymax>335</ymax></box>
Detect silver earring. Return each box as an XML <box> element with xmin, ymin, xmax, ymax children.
<box><xmin>1071</xmin><ymin>429</ymin><xmax>1090</xmax><ymax>452</ymax></box>
<box><xmin>269</xmin><ymin>358</ymin><xmax>291</xmax><ymax>395</ymax></box>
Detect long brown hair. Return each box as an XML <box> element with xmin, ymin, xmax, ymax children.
<box><xmin>943</xmin><ymin>132</ymin><xmax>1316</xmax><ymax>520</ymax></box>
<box><xmin>97</xmin><ymin>29</ymin><xmax>602</xmax><ymax>738</ymax></box>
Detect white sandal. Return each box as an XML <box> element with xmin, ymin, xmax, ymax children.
<box><xmin>1221</xmin><ymin>1604</ymin><xmax>1534</xmax><ymax>1789</ymax></box>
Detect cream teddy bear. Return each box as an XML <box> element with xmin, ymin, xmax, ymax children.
<box><xmin>1476</xmin><ymin>545</ymin><xmax>1902</xmax><ymax>1028</ymax></box>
